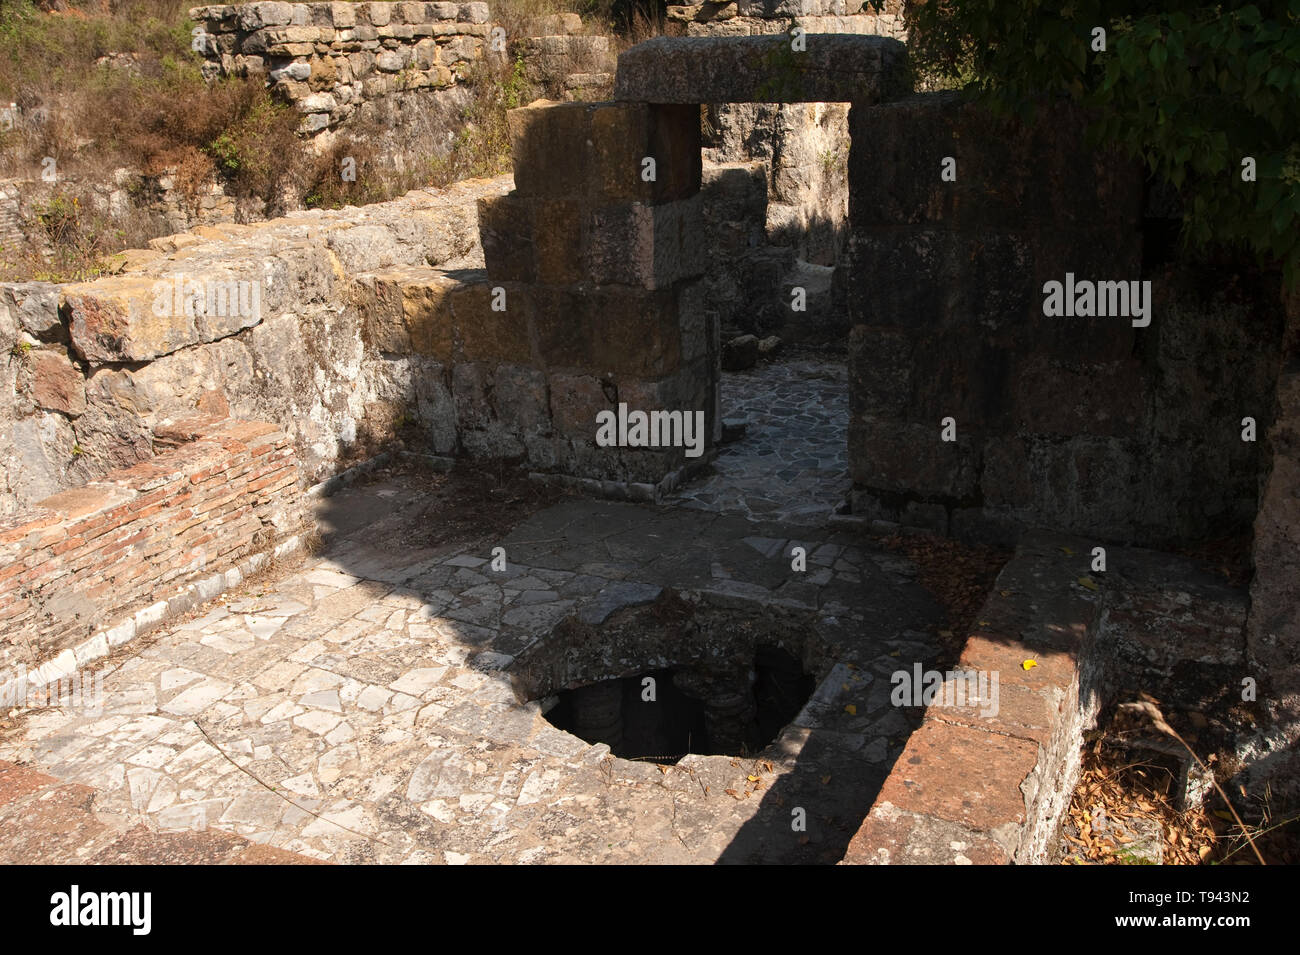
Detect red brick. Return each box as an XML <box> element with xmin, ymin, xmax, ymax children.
<box><xmin>49</xmin><ymin>535</ymin><xmax>87</xmax><ymax>557</ymax></box>
<box><xmin>875</xmin><ymin>720</ymin><xmax>1038</xmax><ymax>833</ymax></box>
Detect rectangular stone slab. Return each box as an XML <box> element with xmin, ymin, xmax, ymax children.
<box><xmin>614</xmin><ymin>34</ymin><xmax>910</xmax><ymax>104</ymax></box>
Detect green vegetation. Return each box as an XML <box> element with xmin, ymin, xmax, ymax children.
<box><xmin>906</xmin><ymin>0</ymin><xmax>1300</xmax><ymax>285</ymax></box>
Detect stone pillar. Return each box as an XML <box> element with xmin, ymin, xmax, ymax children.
<box><xmin>1243</xmin><ymin>280</ymin><xmax>1300</xmax><ymax>801</ymax></box>
<box><xmin>477</xmin><ymin>99</ymin><xmax>718</xmax><ymax>489</ymax></box>
<box><xmin>842</xmin><ymin>93</ymin><xmax>1143</xmax><ymax>543</ymax></box>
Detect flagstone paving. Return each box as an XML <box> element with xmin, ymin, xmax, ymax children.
<box><xmin>671</xmin><ymin>359</ymin><xmax>850</xmax><ymax>524</ymax></box>
<box><xmin>1</xmin><ymin>470</ymin><xmax>944</xmax><ymax>864</ymax></box>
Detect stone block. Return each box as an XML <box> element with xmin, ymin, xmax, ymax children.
<box><xmin>847</xmin><ymin>325</ymin><xmax>911</xmax><ymax>417</ymax></box>
<box><xmin>238</xmin><ymin>1</ymin><xmax>294</xmax><ymax>30</ymax></box>
<box><xmin>614</xmin><ymin>34</ymin><xmax>910</xmax><ymax>104</ymax></box>
<box><xmin>548</xmin><ymin>372</ymin><xmax>610</xmax><ymax>436</ymax></box>
<box><xmin>585</xmin><ymin>194</ymin><xmax>704</xmax><ymax>289</ymax></box>
<box><xmin>507</xmin><ymin>101</ymin><xmax>592</xmax><ymax>199</ymax></box>
<box><xmin>352</xmin><ymin>267</ymin><xmax>455</xmax><ymax>361</ymax></box>
<box><xmin>478</xmin><ymin>195</ymin><xmax>585</xmax><ymax>286</ymax></box>
<box><xmin>330</xmin><ymin>2</ymin><xmax>357</xmax><ymax>27</ymax></box>
<box><xmin>848</xmin><ymin>413</ymin><xmax>979</xmax><ymax>499</ymax></box>
<box><xmin>449</xmin><ymin>281</ymin><xmax>532</xmax><ymax>364</ymax></box>
<box><xmin>848</xmin><ymin>93</ymin><xmax>1143</xmax><ymax>234</ymax></box>
<box><xmin>20</xmin><ymin>349</ymin><xmax>85</xmax><ymax>417</ymax></box>
<box><xmin>1013</xmin><ymin>357</ymin><xmax>1144</xmax><ymax>438</ymax></box>
<box><xmin>0</xmin><ymin>283</ymin><xmax>61</xmax><ymax>340</ymax></box>
<box><xmin>65</xmin><ymin>276</ymin><xmax>198</xmax><ymax>364</ymax></box>
<box><xmin>873</xmin><ymin>720</ymin><xmax>1037</xmax><ymax>833</ymax></box>
<box><xmin>508</xmin><ymin>101</ymin><xmax>700</xmax><ymax>204</ymax></box>
<box><xmin>533</xmin><ymin>287</ymin><xmax>597</xmax><ymax>370</ymax></box>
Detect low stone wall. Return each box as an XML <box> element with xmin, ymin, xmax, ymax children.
<box><xmin>190</xmin><ymin>1</ymin><xmax>496</xmax><ymax>135</ymax></box>
<box><xmin>0</xmin><ymin>416</ymin><xmax>303</xmax><ymax>683</ymax></box>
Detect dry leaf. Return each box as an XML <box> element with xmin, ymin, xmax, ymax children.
<box><xmin>844</xmin><ymin>704</ymin><xmax>857</xmax><ymax>715</ymax></box>
<box><xmin>1077</xmin><ymin>576</ymin><xmax>1100</xmax><ymax>591</ymax></box>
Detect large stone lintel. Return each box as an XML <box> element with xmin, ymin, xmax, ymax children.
<box><xmin>613</xmin><ymin>33</ymin><xmax>910</xmax><ymax>104</ymax></box>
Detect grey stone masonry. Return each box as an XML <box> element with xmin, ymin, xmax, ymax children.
<box><xmin>190</xmin><ymin>2</ymin><xmax>497</xmax><ymax>133</ymax></box>
<box><xmin>614</xmin><ymin>34</ymin><xmax>910</xmax><ymax>104</ymax></box>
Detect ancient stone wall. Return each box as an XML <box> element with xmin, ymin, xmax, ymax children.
<box><xmin>189</xmin><ymin>2</ymin><xmax>615</xmax><ymax>140</ymax></box>
<box><xmin>0</xmin><ymin>416</ymin><xmax>302</xmax><ymax>682</ymax></box>
<box><xmin>1244</xmin><ymin>281</ymin><xmax>1300</xmax><ymax>800</ymax></box>
<box><xmin>0</xmin><ymin>177</ymin><xmax>499</xmax><ymax>521</ymax></box>
<box><xmin>680</xmin><ymin>0</ymin><xmax>907</xmax><ymax>342</ymax></box>
<box><xmin>844</xmin><ymin>93</ymin><xmax>1284</xmax><ymax>548</ymax></box>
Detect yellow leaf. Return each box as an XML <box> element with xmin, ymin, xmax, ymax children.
<box><xmin>821</xmin><ymin>774</ymin><xmax>832</xmax><ymax>784</ymax></box>
<box><xmin>844</xmin><ymin>704</ymin><xmax>857</xmax><ymax>715</ymax></box>
<box><xmin>747</xmin><ymin>774</ymin><xmax>760</xmax><ymax>782</ymax></box>
<box><xmin>1022</xmin><ymin>659</ymin><xmax>1038</xmax><ymax>671</ymax></box>
<box><xmin>1061</xmin><ymin>546</ymin><xmax>1075</xmax><ymax>556</ymax></box>
<box><xmin>1000</xmin><ymin>590</ymin><xmax>1011</xmax><ymax>597</ymax></box>
<box><xmin>1077</xmin><ymin>576</ymin><xmax>1099</xmax><ymax>591</ymax></box>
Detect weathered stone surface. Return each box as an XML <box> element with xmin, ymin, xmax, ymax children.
<box><xmin>1244</xmin><ymin>284</ymin><xmax>1300</xmax><ymax>801</ymax></box>
<box><xmin>721</xmin><ymin>333</ymin><xmax>758</xmax><ymax>371</ymax></box>
<box><xmin>0</xmin><ymin>283</ymin><xmax>61</xmax><ymax>340</ymax></box>
<box><xmin>20</xmin><ymin>349</ymin><xmax>86</xmax><ymax>417</ymax></box>
<box><xmin>614</xmin><ymin>34</ymin><xmax>910</xmax><ymax>104</ymax></box>
<box><xmin>65</xmin><ymin>276</ymin><xmax>198</xmax><ymax>364</ymax></box>
<box><xmin>508</xmin><ymin>100</ymin><xmax>701</xmax><ymax>205</ymax></box>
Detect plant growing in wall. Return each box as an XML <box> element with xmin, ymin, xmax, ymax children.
<box><xmin>907</xmin><ymin>0</ymin><xmax>1300</xmax><ymax>286</ymax></box>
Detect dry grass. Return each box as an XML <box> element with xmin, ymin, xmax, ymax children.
<box><xmin>1061</xmin><ymin>700</ymin><xmax>1300</xmax><ymax>865</ymax></box>
<box><xmin>0</xmin><ymin>0</ymin><xmax>674</xmax><ymax>273</ymax></box>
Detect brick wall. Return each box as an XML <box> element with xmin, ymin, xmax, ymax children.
<box><xmin>0</xmin><ymin>417</ymin><xmax>303</xmax><ymax>676</ymax></box>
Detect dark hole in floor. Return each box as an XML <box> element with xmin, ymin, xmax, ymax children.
<box><xmin>541</xmin><ymin>645</ymin><xmax>814</xmax><ymax>764</ymax></box>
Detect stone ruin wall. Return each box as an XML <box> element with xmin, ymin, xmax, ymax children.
<box><xmin>843</xmin><ymin>93</ymin><xmax>1286</xmax><ymax>551</ymax></box>
<box><xmin>189</xmin><ymin>1</ymin><xmax>617</xmax><ymax>144</ymax></box>
<box><xmin>0</xmin><ymin>177</ymin><xmax>495</xmax><ymax>525</ymax></box>
<box><xmin>679</xmin><ymin>0</ymin><xmax>908</xmax><ymax>343</ymax></box>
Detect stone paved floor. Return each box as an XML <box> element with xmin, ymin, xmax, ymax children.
<box><xmin>1</xmin><ymin>473</ymin><xmax>943</xmax><ymax>865</ymax></box>
<box><xmin>672</xmin><ymin>359</ymin><xmax>850</xmax><ymax>525</ymax></box>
